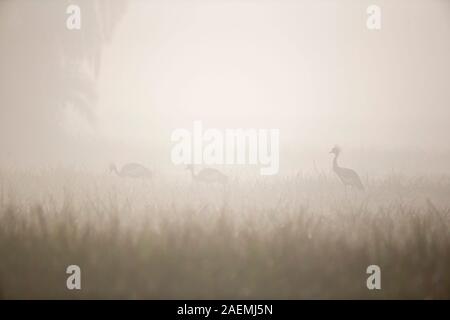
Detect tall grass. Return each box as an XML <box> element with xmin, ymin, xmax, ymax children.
<box><xmin>0</xmin><ymin>169</ymin><xmax>449</xmax><ymax>299</ymax></box>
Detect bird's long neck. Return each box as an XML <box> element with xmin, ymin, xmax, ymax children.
<box><xmin>333</xmin><ymin>153</ymin><xmax>340</xmax><ymax>170</ymax></box>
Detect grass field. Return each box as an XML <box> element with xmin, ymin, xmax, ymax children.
<box><xmin>0</xmin><ymin>169</ymin><xmax>449</xmax><ymax>299</ymax></box>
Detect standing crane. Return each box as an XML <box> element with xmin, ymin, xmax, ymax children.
<box><xmin>330</xmin><ymin>146</ymin><xmax>364</xmax><ymax>190</ymax></box>
<box><xmin>109</xmin><ymin>163</ymin><xmax>152</xmax><ymax>179</ymax></box>
<box><xmin>186</xmin><ymin>164</ymin><xmax>227</xmax><ymax>185</ymax></box>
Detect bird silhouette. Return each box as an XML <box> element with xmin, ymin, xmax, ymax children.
<box><xmin>330</xmin><ymin>146</ymin><xmax>364</xmax><ymax>190</ymax></box>
<box><xmin>109</xmin><ymin>163</ymin><xmax>152</xmax><ymax>179</ymax></box>
<box><xmin>186</xmin><ymin>164</ymin><xmax>227</xmax><ymax>185</ymax></box>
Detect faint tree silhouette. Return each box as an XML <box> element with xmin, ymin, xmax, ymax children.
<box><xmin>0</xmin><ymin>0</ymin><xmax>127</xmax><ymax>158</ymax></box>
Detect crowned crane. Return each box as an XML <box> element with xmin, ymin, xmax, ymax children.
<box><xmin>186</xmin><ymin>164</ymin><xmax>227</xmax><ymax>185</ymax></box>
<box><xmin>330</xmin><ymin>146</ymin><xmax>364</xmax><ymax>190</ymax></box>
<box><xmin>109</xmin><ymin>163</ymin><xmax>152</xmax><ymax>179</ymax></box>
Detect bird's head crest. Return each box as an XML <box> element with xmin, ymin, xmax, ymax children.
<box><xmin>330</xmin><ymin>145</ymin><xmax>341</xmax><ymax>155</ymax></box>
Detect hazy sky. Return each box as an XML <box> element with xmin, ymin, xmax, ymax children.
<box><xmin>1</xmin><ymin>0</ymin><xmax>450</xmax><ymax>172</ymax></box>
<box><xmin>64</xmin><ymin>0</ymin><xmax>450</xmax><ymax>152</ymax></box>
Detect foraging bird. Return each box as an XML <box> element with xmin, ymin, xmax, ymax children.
<box><xmin>109</xmin><ymin>163</ymin><xmax>152</xmax><ymax>179</ymax></box>
<box><xmin>186</xmin><ymin>164</ymin><xmax>227</xmax><ymax>185</ymax></box>
<box><xmin>330</xmin><ymin>146</ymin><xmax>364</xmax><ymax>190</ymax></box>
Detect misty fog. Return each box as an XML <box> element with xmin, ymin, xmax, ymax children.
<box><xmin>1</xmin><ymin>0</ymin><xmax>450</xmax><ymax>176</ymax></box>
<box><xmin>1</xmin><ymin>0</ymin><xmax>450</xmax><ymax>300</ymax></box>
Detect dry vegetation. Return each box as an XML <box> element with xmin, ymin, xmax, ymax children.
<box><xmin>0</xmin><ymin>168</ymin><xmax>449</xmax><ymax>299</ymax></box>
